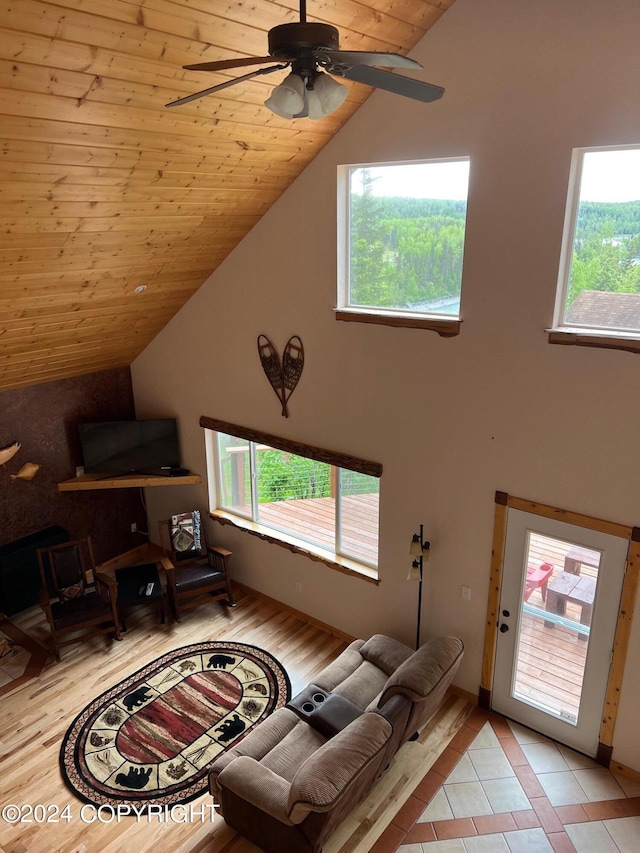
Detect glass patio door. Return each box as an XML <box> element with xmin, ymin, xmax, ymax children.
<box><xmin>492</xmin><ymin>509</ymin><xmax>628</xmax><ymax>756</ymax></box>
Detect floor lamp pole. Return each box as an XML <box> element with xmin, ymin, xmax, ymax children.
<box><xmin>416</xmin><ymin>565</ymin><xmax>423</xmax><ymax>651</ymax></box>
<box><xmin>410</xmin><ymin>523</ymin><xmax>430</xmax><ymax>650</ymax></box>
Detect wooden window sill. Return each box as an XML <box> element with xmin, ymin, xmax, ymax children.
<box><xmin>547</xmin><ymin>328</ymin><xmax>640</xmax><ymax>354</ymax></box>
<box><xmin>335</xmin><ymin>308</ymin><xmax>461</xmax><ymax>337</ymax></box>
<box><xmin>209</xmin><ymin>510</ymin><xmax>380</xmax><ymax>586</ymax></box>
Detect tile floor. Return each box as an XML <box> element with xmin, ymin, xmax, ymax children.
<box><xmin>372</xmin><ymin>708</ymin><xmax>640</xmax><ymax>853</ymax></box>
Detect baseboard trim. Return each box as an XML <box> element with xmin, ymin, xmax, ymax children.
<box><xmin>233</xmin><ymin>581</ymin><xmax>357</xmax><ymax>644</ymax></box>
<box><xmin>610</xmin><ymin>760</ymin><xmax>640</xmax><ymax>782</ymax></box>
<box><xmin>449</xmin><ymin>684</ymin><xmax>479</xmax><ymax>705</ymax></box>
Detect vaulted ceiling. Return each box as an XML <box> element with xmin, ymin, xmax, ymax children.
<box><xmin>0</xmin><ymin>0</ymin><xmax>455</xmax><ymax>392</ymax></box>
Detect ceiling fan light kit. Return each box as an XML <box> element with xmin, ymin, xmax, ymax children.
<box><xmin>307</xmin><ymin>73</ymin><xmax>349</xmax><ymax>118</ymax></box>
<box><xmin>167</xmin><ymin>0</ymin><xmax>444</xmax><ymax>118</ymax></box>
<box><xmin>265</xmin><ymin>70</ymin><xmax>348</xmax><ymax>120</ymax></box>
<box><xmin>264</xmin><ymin>72</ymin><xmax>307</xmax><ymax>118</ymax></box>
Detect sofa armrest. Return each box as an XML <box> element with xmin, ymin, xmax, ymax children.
<box><xmin>217</xmin><ymin>756</ymin><xmax>295</xmax><ymax>825</ymax></box>
<box><xmin>287</xmin><ymin>712</ymin><xmax>391</xmax><ymax>823</ymax></box>
<box><xmin>379</xmin><ymin>636</ymin><xmax>464</xmax><ymax>744</ymax></box>
<box><xmin>379</xmin><ymin>636</ymin><xmax>464</xmax><ymax>705</ymax></box>
<box><xmin>375</xmin><ymin>693</ymin><xmax>411</xmax><ymax>732</ymax></box>
<box><xmin>209</xmin><ymin>708</ymin><xmax>300</xmax><ymax>796</ymax></box>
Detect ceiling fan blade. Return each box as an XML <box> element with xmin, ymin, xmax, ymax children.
<box><xmin>315</xmin><ymin>48</ymin><xmax>422</xmax><ymax>70</ymax></box>
<box><xmin>183</xmin><ymin>56</ymin><xmax>285</xmax><ymax>72</ymax></box>
<box><xmin>340</xmin><ymin>65</ymin><xmax>444</xmax><ymax>103</ymax></box>
<box><xmin>166</xmin><ymin>65</ymin><xmax>288</xmax><ymax>107</ymax></box>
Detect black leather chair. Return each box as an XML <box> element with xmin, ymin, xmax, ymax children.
<box><xmin>158</xmin><ymin>510</ymin><xmax>234</xmax><ymax>622</ymax></box>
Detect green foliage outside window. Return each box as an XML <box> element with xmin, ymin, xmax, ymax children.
<box><xmin>257</xmin><ymin>450</ymin><xmax>380</xmax><ymax>504</ymax></box>
<box><xmin>347</xmin><ymin>160</ymin><xmax>640</xmax><ymax>322</ymax></box>
<box><xmin>568</xmin><ymin>201</ymin><xmax>640</xmax><ymax>305</ymax></box>
<box><xmin>257</xmin><ymin>451</ymin><xmax>331</xmax><ymax>502</ymax></box>
<box><xmin>349</xmin><ymin>169</ymin><xmax>467</xmax><ymax>311</ymax></box>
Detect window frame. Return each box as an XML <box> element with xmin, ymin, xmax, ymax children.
<box><xmin>549</xmin><ymin>143</ymin><xmax>640</xmax><ymax>354</ymax></box>
<box><xmin>336</xmin><ymin>156</ymin><xmax>470</xmax><ymax>336</ymax></box>
<box><xmin>200</xmin><ymin>416</ymin><xmax>382</xmax><ymax>584</ymax></box>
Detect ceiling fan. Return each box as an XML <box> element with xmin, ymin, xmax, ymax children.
<box><xmin>166</xmin><ymin>0</ymin><xmax>444</xmax><ymax>120</ymax></box>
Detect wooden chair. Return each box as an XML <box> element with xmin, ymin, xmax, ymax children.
<box><xmin>158</xmin><ymin>510</ymin><xmax>235</xmax><ymax>622</ymax></box>
<box><xmin>36</xmin><ymin>537</ymin><xmax>121</xmax><ymax>661</ymax></box>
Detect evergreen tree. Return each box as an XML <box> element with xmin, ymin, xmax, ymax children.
<box><xmin>349</xmin><ymin>170</ymin><xmax>395</xmax><ymax>307</ymax></box>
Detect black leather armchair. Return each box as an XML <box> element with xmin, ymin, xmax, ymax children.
<box><xmin>158</xmin><ymin>510</ymin><xmax>234</xmax><ymax>621</ymax></box>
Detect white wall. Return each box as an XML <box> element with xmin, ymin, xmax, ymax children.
<box><xmin>131</xmin><ymin>0</ymin><xmax>640</xmax><ymax>769</ymax></box>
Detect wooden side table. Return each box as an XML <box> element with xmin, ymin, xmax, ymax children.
<box><xmin>115</xmin><ymin>562</ymin><xmax>166</xmax><ymax>631</ymax></box>
<box><xmin>545</xmin><ymin>571</ymin><xmax>596</xmax><ymax>640</ymax></box>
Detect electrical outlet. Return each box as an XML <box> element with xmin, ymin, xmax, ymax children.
<box><xmin>131</xmin><ymin>523</ymin><xmax>137</xmax><ymax>533</ymax></box>
<box><xmin>296</xmin><ymin>582</ymin><xmax>303</xmax><ymax>592</ymax></box>
<box><xmin>461</xmin><ymin>585</ymin><xmax>471</xmax><ymax>601</ymax></box>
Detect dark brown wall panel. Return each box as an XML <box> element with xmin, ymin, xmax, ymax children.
<box><xmin>0</xmin><ymin>367</ymin><xmax>148</xmax><ymax>564</ymax></box>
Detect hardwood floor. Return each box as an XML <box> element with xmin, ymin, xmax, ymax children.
<box><xmin>0</xmin><ymin>585</ymin><xmax>473</xmax><ymax>853</ymax></box>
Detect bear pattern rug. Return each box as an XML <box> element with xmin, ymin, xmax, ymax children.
<box><xmin>60</xmin><ymin>641</ymin><xmax>291</xmax><ymax>808</ymax></box>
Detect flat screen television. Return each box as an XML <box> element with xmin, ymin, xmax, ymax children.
<box><xmin>78</xmin><ymin>419</ymin><xmax>181</xmax><ymax>476</ymax></box>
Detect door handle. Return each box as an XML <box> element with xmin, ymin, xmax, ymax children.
<box><xmin>500</xmin><ymin>623</ymin><xmax>509</xmax><ymax>633</ymax></box>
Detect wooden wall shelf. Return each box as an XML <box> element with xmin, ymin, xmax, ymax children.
<box><xmin>57</xmin><ymin>473</ymin><xmax>202</xmax><ymax>492</ymax></box>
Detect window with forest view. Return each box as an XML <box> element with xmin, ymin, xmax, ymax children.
<box><xmin>338</xmin><ymin>158</ymin><xmax>470</xmax><ymax>318</ymax></box>
<box><xmin>213</xmin><ymin>432</ymin><xmax>380</xmax><ymax>570</ymax></box>
<box><xmin>555</xmin><ymin>145</ymin><xmax>640</xmax><ymax>335</ymax></box>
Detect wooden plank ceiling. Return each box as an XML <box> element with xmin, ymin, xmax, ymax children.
<box><xmin>0</xmin><ymin>0</ymin><xmax>455</xmax><ymax>392</ymax></box>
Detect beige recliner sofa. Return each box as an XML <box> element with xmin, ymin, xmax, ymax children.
<box><xmin>208</xmin><ymin>633</ymin><xmax>464</xmax><ymax>853</ymax></box>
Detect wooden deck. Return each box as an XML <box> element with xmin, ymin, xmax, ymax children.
<box><xmin>514</xmin><ymin>604</ymin><xmax>588</xmax><ymax>722</ymax></box>
<box><xmin>512</xmin><ymin>533</ymin><xmax>599</xmax><ymax>722</ymax></box>
<box><xmin>528</xmin><ymin>532</ymin><xmax>600</xmax><ymax>581</ymax></box>
<box><xmin>239</xmin><ymin>493</ymin><xmax>380</xmax><ymax>566</ymax></box>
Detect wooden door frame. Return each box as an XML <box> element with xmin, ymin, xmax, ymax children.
<box><xmin>480</xmin><ymin>490</ymin><xmax>640</xmax><ymax>766</ymax></box>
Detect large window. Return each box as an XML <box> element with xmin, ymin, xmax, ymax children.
<box><xmin>553</xmin><ymin>145</ymin><xmax>640</xmax><ymax>345</ymax></box>
<box><xmin>337</xmin><ymin>158</ymin><xmax>470</xmax><ymax>333</ymax></box>
<box><xmin>202</xmin><ymin>417</ymin><xmax>381</xmax><ymax>579</ymax></box>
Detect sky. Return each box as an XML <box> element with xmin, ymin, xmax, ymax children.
<box><xmin>580</xmin><ymin>149</ymin><xmax>640</xmax><ymax>202</ymax></box>
<box><xmin>351</xmin><ymin>159</ymin><xmax>470</xmax><ymax>200</ymax></box>
<box><xmin>350</xmin><ymin>149</ymin><xmax>640</xmax><ymax>204</ymax></box>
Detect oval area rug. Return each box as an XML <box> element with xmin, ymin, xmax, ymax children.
<box><xmin>60</xmin><ymin>641</ymin><xmax>291</xmax><ymax>808</ymax></box>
